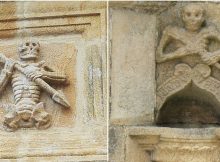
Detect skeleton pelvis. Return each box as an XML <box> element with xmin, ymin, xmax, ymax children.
<box><xmin>4</xmin><ymin>102</ymin><xmax>51</xmax><ymax>130</ymax></box>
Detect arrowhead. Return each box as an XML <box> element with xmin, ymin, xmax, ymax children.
<box><xmin>52</xmin><ymin>92</ymin><xmax>70</xmax><ymax>108</ymax></box>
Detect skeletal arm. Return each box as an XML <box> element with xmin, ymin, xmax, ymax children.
<box><xmin>156</xmin><ymin>27</ymin><xmax>190</xmax><ymax>63</ymax></box>
<box><xmin>0</xmin><ymin>59</ymin><xmax>14</xmax><ymax>93</ymax></box>
<box><xmin>40</xmin><ymin>65</ymin><xmax>68</xmax><ymax>84</ymax></box>
<box><xmin>41</xmin><ymin>68</ymin><xmax>68</xmax><ymax>84</ymax></box>
<box><xmin>200</xmin><ymin>26</ymin><xmax>220</xmax><ymax>65</ymax></box>
<box><xmin>22</xmin><ymin>61</ymin><xmax>68</xmax><ymax>84</ymax></box>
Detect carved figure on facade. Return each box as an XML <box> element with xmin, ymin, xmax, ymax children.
<box><xmin>157</xmin><ymin>4</ymin><xmax>220</xmax><ymax>66</ymax></box>
<box><xmin>156</xmin><ymin>4</ymin><xmax>220</xmax><ymax>115</ymax></box>
<box><xmin>0</xmin><ymin>41</ymin><xmax>70</xmax><ymax>131</ymax></box>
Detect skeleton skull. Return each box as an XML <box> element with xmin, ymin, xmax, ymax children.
<box><xmin>18</xmin><ymin>41</ymin><xmax>40</xmax><ymax>60</ymax></box>
<box><xmin>182</xmin><ymin>4</ymin><xmax>205</xmax><ymax>32</ymax></box>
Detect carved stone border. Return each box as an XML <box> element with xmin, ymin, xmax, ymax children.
<box><xmin>0</xmin><ymin>11</ymin><xmax>104</xmax><ymax>39</ymax></box>
<box><xmin>109</xmin><ymin>2</ymin><xmax>220</xmax><ymax>162</ymax></box>
<box><xmin>127</xmin><ymin>126</ymin><xmax>220</xmax><ymax>162</ymax></box>
<box><xmin>109</xmin><ymin>1</ymin><xmax>176</xmax><ymax>13</ymax></box>
<box><xmin>0</xmin><ymin>2</ymin><xmax>107</xmax><ymax>160</ymax></box>
<box><xmin>0</xmin><ymin>127</ymin><xmax>106</xmax><ymax>159</ymax></box>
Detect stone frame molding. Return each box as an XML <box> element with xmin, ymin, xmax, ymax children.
<box><xmin>127</xmin><ymin>127</ymin><xmax>220</xmax><ymax>162</ymax></box>
<box><xmin>109</xmin><ymin>2</ymin><xmax>220</xmax><ymax>162</ymax></box>
<box><xmin>0</xmin><ymin>2</ymin><xmax>107</xmax><ymax>161</ymax></box>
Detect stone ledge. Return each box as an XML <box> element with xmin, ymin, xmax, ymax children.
<box><xmin>0</xmin><ymin>126</ymin><xmax>107</xmax><ymax>159</ymax></box>
<box><xmin>126</xmin><ymin>126</ymin><xmax>220</xmax><ymax>162</ymax></box>
<box><xmin>109</xmin><ymin>1</ymin><xmax>176</xmax><ymax>14</ymax></box>
<box><xmin>1</xmin><ymin>155</ymin><xmax>107</xmax><ymax>162</ymax></box>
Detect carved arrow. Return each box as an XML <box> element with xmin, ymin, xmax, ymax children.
<box><xmin>0</xmin><ymin>54</ymin><xmax>70</xmax><ymax>108</ymax></box>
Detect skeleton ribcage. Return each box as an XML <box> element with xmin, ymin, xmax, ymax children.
<box><xmin>11</xmin><ymin>72</ymin><xmax>40</xmax><ymax>108</ymax></box>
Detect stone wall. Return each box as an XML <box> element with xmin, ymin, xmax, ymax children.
<box><xmin>2</xmin><ymin>1</ymin><xmax>220</xmax><ymax>162</ymax></box>
<box><xmin>0</xmin><ymin>2</ymin><xmax>107</xmax><ymax>161</ymax></box>
<box><xmin>109</xmin><ymin>2</ymin><xmax>220</xmax><ymax>162</ymax></box>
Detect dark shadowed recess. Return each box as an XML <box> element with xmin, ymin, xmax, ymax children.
<box><xmin>157</xmin><ymin>83</ymin><xmax>220</xmax><ymax>128</ymax></box>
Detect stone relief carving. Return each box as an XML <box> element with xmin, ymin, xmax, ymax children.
<box><xmin>156</xmin><ymin>4</ymin><xmax>220</xmax><ymax>124</ymax></box>
<box><xmin>157</xmin><ymin>4</ymin><xmax>220</xmax><ymax>66</ymax></box>
<box><xmin>153</xmin><ymin>140</ymin><xmax>219</xmax><ymax>162</ymax></box>
<box><xmin>0</xmin><ymin>41</ymin><xmax>70</xmax><ymax>131</ymax></box>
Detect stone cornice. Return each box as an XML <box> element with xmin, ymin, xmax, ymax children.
<box><xmin>127</xmin><ymin>126</ymin><xmax>220</xmax><ymax>162</ymax></box>
<box><xmin>109</xmin><ymin>1</ymin><xmax>176</xmax><ymax>14</ymax></box>
<box><xmin>0</xmin><ymin>2</ymin><xmax>106</xmax><ymax>39</ymax></box>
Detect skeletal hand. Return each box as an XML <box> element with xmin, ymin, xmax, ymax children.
<box><xmin>185</xmin><ymin>43</ymin><xmax>206</xmax><ymax>55</ymax></box>
<box><xmin>27</xmin><ymin>71</ymin><xmax>43</xmax><ymax>81</ymax></box>
<box><xmin>4</xmin><ymin>58</ymin><xmax>15</xmax><ymax>72</ymax></box>
<box><xmin>201</xmin><ymin>52</ymin><xmax>220</xmax><ymax>65</ymax></box>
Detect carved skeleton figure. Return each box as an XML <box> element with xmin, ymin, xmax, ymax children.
<box><xmin>0</xmin><ymin>41</ymin><xmax>69</xmax><ymax>131</ymax></box>
<box><xmin>157</xmin><ymin>4</ymin><xmax>220</xmax><ymax>67</ymax></box>
<box><xmin>156</xmin><ymin>4</ymin><xmax>220</xmax><ymax>121</ymax></box>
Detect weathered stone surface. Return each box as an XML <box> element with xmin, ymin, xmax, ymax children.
<box><xmin>0</xmin><ymin>1</ymin><xmax>107</xmax><ymax>161</ymax></box>
<box><xmin>156</xmin><ymin>3</ymin><xmax>220</xmax><ymax>127</ymax></box>
<box><xmin>110</xmin><ymin>1</ymin><xmax>176</xmax><ymax>13</ymax></box>
<box><xmin>0</xmin><ymin>2</ymin><xmax>106</xmax><ymax>39</ymax></box>
<box><xmin>110</xmin><ymin>9</ymin><xmax>156</xmax><ymax>125</ymax></box>
<box><xmin>109</xmin><ymin>126</ymin><xmax>126</xmax><ymax>162</ymax></box>
<box><xmin>109</xmin><ymin>2</ymin><xmax>220</xmax><ymax>162</ymax></box>
<box><xmin>128</xmin><ymin>127</ymin><xmax>220</xmax><ymax>162</ymax></box>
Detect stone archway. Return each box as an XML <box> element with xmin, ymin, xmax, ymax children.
<box><xmin>156</xmin><ymin>63</ymin><xmax>220</xmax><ymax>127</ymax></box>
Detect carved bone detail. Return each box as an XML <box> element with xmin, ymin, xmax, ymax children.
<box><xmin>0</xmin><ymin>41</ymin><xmax>70</xmax><ymax>131</ymax></box>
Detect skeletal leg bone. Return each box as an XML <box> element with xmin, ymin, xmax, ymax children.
<box><xmin>3</xmin><ymin>105</ymin><xmax>20</xmax><ymax>131</ymax></box>
<box><xmin>32</xmin><ymin>102</ymin><xmax>51</xmax><ymax>129</ymax></box>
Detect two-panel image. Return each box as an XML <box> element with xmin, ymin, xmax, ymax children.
<box><xmin>0</xmin><ymin>1</ymin><xmax>219</xmax><ymax>162</ymax></box>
